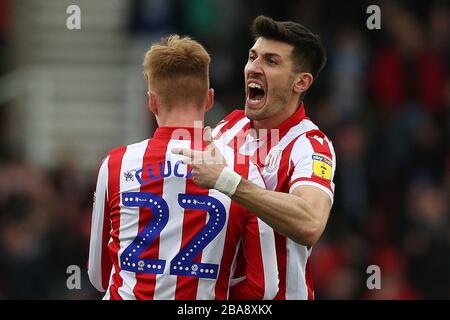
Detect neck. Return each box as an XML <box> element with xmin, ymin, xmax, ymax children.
<box><xmin>253</xmin><ymin>97</ymin><xmax>300</xmax><ymax>131</ymax></box>
<box><xmin>157</xmin><ymin>108</ymin><xmax>205</xmax><ymax>128</ymax></box>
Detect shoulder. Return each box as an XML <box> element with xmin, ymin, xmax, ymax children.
<box><xmin>221</xmin><ymin>109</ymin><xmax>246</xmax><ymax>124</ymax></box>
<box><xmin>107</xmin><ymin>146</ymin><xmax>125</xmax><ymax>158</ymax></box>
<box><xmin>303</xmin><ymin>129</ymin><xmax>334</xmax><ymax>158</ymax></box>
<box><xmin>290</xmin><ymin>120</ymin><xmax>335</xmax><ymax>161</ymax></box>
<box><xmin>213</xmin><ymin>109</ymin><xmax>247</xmax><ymax>138</ymax></box>
<box><xmin>103</xmin><ymin>139</ymin><xmax>151</xmax><ymax>164</ymax></box>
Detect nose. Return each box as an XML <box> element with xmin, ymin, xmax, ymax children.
<box><xmin>245</xmin><ymin>58</ymin><xmax>263</xmax><ymax>77</ymax></box>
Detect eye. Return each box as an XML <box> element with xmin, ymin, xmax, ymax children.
<box><xmin>248</xmin><ymin>54</ymin><xmax>256</xmax><ymax>62</ymax></box>
<box><xmin>267</xmin><ymin>58</ymin><xmax>277</xmax><ymax>65</ymax></box>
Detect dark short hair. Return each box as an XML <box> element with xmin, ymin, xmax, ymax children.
<box><xmin>251</xmin><ymin>15</ymin><xmax>327</xmax><ymax>79</ymax></box>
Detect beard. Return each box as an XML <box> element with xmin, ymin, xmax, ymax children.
<box><xmin>246</xmin><ymin>77</ymin><xmax>293</xmax><ymax>121</ymax></box>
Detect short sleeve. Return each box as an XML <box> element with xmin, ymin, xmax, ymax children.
<box><xmin>289</xmin><ymin>130</ymin><xmax>336</xmax><ymax>204</ymax></box>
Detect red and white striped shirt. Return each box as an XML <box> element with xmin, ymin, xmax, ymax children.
<box><xmin>88</xmin><ymin>127</ymin><xmax>278</xmax><ymax>300</ymax></box>
<box><xmin>212</xmin><ymin>103</ymin><xmax>336</xmax><ymax>300</ymax></box>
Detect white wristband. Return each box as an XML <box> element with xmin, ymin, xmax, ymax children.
<box><xmin>214</xmin><ymin>167</ymin><xmax>242</xmax><ymax>197</ymax></box>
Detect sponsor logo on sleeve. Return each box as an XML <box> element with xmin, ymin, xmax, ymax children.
<box><xmin>312</xmin><ymin>153</ymin><xmax>332</xmax><ymax>180</ymax></box>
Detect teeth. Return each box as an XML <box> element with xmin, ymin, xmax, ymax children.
<box><xmin>248</xmin><ymin>83</ymin><xmax>262</xmax><ymax>90</ymax></box>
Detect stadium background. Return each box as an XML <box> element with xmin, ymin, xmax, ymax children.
<box><xmin>0</xmin><ymin>0</ymin><xmax>448</xmax><ymax>299</ymax></box>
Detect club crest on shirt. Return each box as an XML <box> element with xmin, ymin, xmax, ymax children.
<box><xmin>263</xmin><ymin>148</ymin><xmax>282</xmax><ymax>174</ymax></box>
<box><xmin>312</xmin><ymin>153</ymin><xmax>332</xmax><ymax>180</ymax></box>
<box><xmin>124</xmin><ymin>170</ymin><xmax>136</xmax><ymax>182</ymax></box>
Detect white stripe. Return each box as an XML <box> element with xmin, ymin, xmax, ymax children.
<box><xmin>263</xmin><ymin>154</ymin><xmax>279</xmax><ymax>191</ymax></box>
<box><xmin>285</xmin><ymin>239</ymin><xmax>309</xmax><ymax>300</ymax></box>
<box><xmin>117</xmin><ymin>139</ymin><xmax>149</xmax><ymax>299</ymax></box>
<box><xmin>257</xmin><ymin>219</ymin><xmax>278</xmax><ymax>299</ymax></box>
<box><xmin>278</xmin><ymin>119</ymin><xmax>318</xmax><ymax>150</ymax></box>
<box><xmin>219</xmin><ymin>117</ymin><xmax>250</xmax><ymax>145</ymax></box>
<box><xmin>213</xmin><ymin>119</ymin><xmax>248</xmax><ymax>166</ymax></box>
<box><xmin>88</xmin><ymin>155</ymin><xmax>110</xmax><ymax>292</ymax></box>
<box><xmin>153</xmin><ymin>139</ymin><xmax>190</xmax><ymax>300</ymax></box>
<box><xmin>289</xmin><ymin>134</ymin><xmax>315</xmax><ymax>181</ymax></box>
<box><xmin>212</xmin><ymin>120</ymin><xmax>228</xmax><ymax>139</ymax></box>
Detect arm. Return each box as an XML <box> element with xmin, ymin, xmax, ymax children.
<box><xmin>87</xmin><ymin>155</ymin><xmax>112</xmax><ymax>292</ymax></box>
<box><xmin>232</xmin><ymin>181</ymin><xmax>331</xmax><ymax>247</ymax></box>
<box><xmin>230</xmin><ymin>131</ymin><xmax>335</xmax><ymax>246</ymax></box>
<box><xmin>172</xmin><ymin>129</ymin><xmax>335</xmax><ymax>247</ymax></box>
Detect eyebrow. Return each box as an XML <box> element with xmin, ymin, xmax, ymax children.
<box><xmin>249</xmin><ymin>49</ymin><xmax>282</xmax><ymax>59</ymax></box>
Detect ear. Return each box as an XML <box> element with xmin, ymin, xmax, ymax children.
<box><xmin>293</xmin><ymin>72</ymin><xmax>314</xmax><ymax>96</ymax></box>
<box><xmin>205</xmin><ymin>88</ymin><xmax>214</xmax><ymax>112</ymax></box>
<box><xmin>149</xmin><ymin>91</ymin><xmax>158</xmax><ymax>115</ymax></box>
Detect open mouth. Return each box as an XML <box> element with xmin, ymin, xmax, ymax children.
<box><xmin>247</xmin><ymin>82</ymin><xmax>266</xmax><ymax>106</ymax></box>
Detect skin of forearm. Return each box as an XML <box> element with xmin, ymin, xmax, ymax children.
<box><xmin>232</xmin><ymin>178</ymin><xmax>323</xmax><ymax>246</ymax></box>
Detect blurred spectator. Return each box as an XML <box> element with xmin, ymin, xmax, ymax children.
<box><xmin>0</xmin><ymin>0</ymin><xmax>9</xmax><ymax>73</ymax></box>
<box><xmin>130</xmin><ymin>0</ymin><xmax>178</xmax><ymax>36</ymax></box>
<box><xmin>0</xmin><ymin>162</ymin><xmax>97</xmax><ymax>299</ymax></box>
<box><xmin>428</xmin><ymin>3</ymin><xmax>450</xmax><ymax>61</ymax></box>
<box><xmin>335</xmin><ymin>122</ymin><xmax>369</xmax><ymax>224</ymax></box>
<box><xmin>403</xmin><ymin>180</ymin><xmax>450</xmax><ymax>299</ymax></box>
<box><xmin>369</xmin><ymin>3</ymin><xmax>446</xmax><ymax>114</ymax></box>
<box><xmin>330</xmin><ymin>27</ymin><xmax>368</xmax><ymax>120</ymax></box>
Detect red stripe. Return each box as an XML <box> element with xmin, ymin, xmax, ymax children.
<box><xmin>290</xmin><ymin>176</ymin><xmax>333</xmax><ymax>193</ymax></box>
<box><xmin>107</xmin><ymin>146</ymin><xmax>127</xmax><ymax>300</ymax></box>
<box><xmin>253</xmin><ymin>124</ymin><xmax>294</xmax><ymax>169</ymax></box>
<box><xmin>305</xmin><ymin>257</ymin><xmax>314</xmax><ymax>300</ymax></box>
<box><xmin>273</xmin><ymin>233</ymin><xmax>287</xmax><ymax>300</ymax></box>
<box><xmin>214</xmin><ymin>152</ymin><xmax>251</xmax><ymax>299</ymax></box>
<box><xmin>278</xmin><ymin>138</ymin><xmax>299</xmax><ymax>189</ymax></box>
<box><xmin>214</xmin><ymin>207</ymin><xmax>245</xmax><ymax>299</ymax></box>
<box><xmin>133</xmin><ymin>138</ymin><xmax>168</xmax><ymax>299</ymax></box>
<box><xmin>306</xmin><ymin>131</ymin><xmax>332</xmax><ymax>158</ymax></box>
<box><xmin>175</xmin><ymin>138</ymin><xmax>210</xmax><ymax>299</ymax></box>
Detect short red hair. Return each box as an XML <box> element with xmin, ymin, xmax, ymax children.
<box><xmin>143</xmin><ymin>35</ymin><xmax>211</xmax><ymax>108</ymax></box>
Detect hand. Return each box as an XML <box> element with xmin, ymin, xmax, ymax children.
<box><xmin>172</xmin><ymin>127</ymin><xmax>227</xmax><ymax>189</ymax></box>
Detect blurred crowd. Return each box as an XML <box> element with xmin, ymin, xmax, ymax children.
<box><xmin>0</xmin><ymin>0</ymin><xmax>449</xmax><ymax>299</ymax></box>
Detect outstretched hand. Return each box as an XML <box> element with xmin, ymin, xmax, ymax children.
<box><xmin>172</xmin><ymin>126</ymin><xmax>227</xmax><ymax>189</ymax></box>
